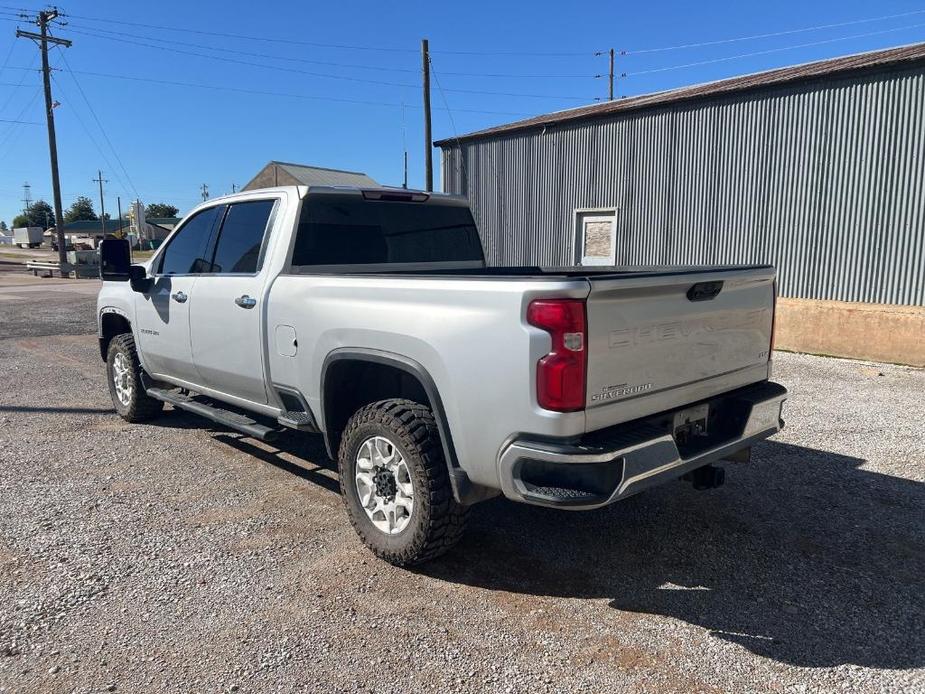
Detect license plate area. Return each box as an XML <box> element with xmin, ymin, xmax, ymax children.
<box><xmin>673</xmin><ymin>403</ymin><xmax>709</xmax><ymax>446</ymax></box>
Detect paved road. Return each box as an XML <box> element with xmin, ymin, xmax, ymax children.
<box><xmin>0</xmin><ymin>269</ymin><xmax>922</xmax><ymax>693</ymax></box>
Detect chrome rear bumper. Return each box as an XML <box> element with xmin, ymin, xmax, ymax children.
<box><xmin>498</xmin><ymin>381</ymin><xmax>787</xmax><ymax>509</ymax></box>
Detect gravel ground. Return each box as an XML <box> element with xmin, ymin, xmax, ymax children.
<box><xmin>0</xmin><ymin>273</ymin><xmax>923</xmax><ymax>693</ymax></box>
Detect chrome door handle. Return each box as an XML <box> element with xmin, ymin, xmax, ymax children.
<box><xmin>171</xmin><ymin>291</ymin><xmax>188</xmax><ymax>303</ymax></box>
<box><xmin>235</xmin><ymin>295</ymin><xmax>257</xmax><ymax>309</ymax></box>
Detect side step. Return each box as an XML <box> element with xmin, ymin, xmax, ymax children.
<box><xmin>146</xmin><ymin>387</ymin><xmax>280</xmax><ymax>442</ymax></box>
<box><xmin>277</xmin><ymin>410</ymin><xmax>319</xmax><ymax>433</ymax></box>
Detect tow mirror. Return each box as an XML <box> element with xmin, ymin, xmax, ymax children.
<box><xmin>100</xmin><ymin>238</ymin><xmax>151</xmax><ymax>292</ymax></box>
<box><xmin>128</xmin><ymin>265</ymin><xmax>151</xmax><ymax>293</ymax></box>
<box><xmin>100</xmin><ymin>238</ymin><xmax>131</xmax><ymax>281</ymax></box>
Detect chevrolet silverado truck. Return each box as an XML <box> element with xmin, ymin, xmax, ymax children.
<box><xmin>97</xmin><ymin>186</ymin><xmax>787</xmax><ymax>565</ymax></box>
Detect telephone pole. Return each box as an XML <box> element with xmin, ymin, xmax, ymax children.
<box><xmin>17</xmin><ymin>9</ymin><xmax>71</xmax><ymax>266</ymax></box>
<box><xmin>93</xmin><ymin>170</ymin><xmax>108</xmax><ymax>235</ymax></box>
<box><xmin>231</xmin><ymin>183</ymin><xmax>237</xmax><ymax>194</ymax></box>
<box><xmin>609</xmin><ymin>48</ymin><xmax>615</xmax><ymax>101</ymax></box>
<box><xmin>421</xmin><ymin>38</ymin><xmax>433</xmax><ymax>192</ymax></box>
<box><xmin>200</xmin><ymin>183</ymin><xmax>209</xmax><ymax>201</ymax></box>
<box><xmin>400</xmin><ymin>100</ymin><xmax>408</xmax><ymax>189</ymax></box>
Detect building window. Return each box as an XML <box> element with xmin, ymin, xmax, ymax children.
<box><xmin>576</xmin><ymin>209</ymin><xmax>617</xmax><ymax>266</ymax></box>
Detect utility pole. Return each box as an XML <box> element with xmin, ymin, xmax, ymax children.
<box><xmin>93</xmin><ymin>170</ymin><xmax>108</xmax><ymax>235</ymax></box>
<box><xmin>21</xmin><ymin>181</ymin><xmax>31</xmax><ymax>214</ymax></box>
<box><xmin>17</xmin><ymin>10</ymin><xmax>71</xmax><ymax>267</ymax></box>
<box><xmin>609</xmin><ymin>48</ymin><xmax>615</xmax><ymax>101</ymax></box>
<box><xmin>116</xmin><ymin>195</ymin><xmax>123</xmax><ymax>238</ymax></box>
<box><xmin>400</xmin><ymin>100</ymin><xmax>408</xmax><ymax>189</ymax></box>
<box><xmin>200</xmin><ymin>183</ymin><xmax>209</xmax><ymax>201</ymax></box>
<box><xmin>231</xmin><ymin>183</ymin><xmax>237</xmax><ymax>194</ymax></box>
<box><xmin>421</xmin><ymin>38</ymin><xmax>433</xmax><ymax>192</ymax></box>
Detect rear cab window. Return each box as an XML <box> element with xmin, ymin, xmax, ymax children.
<box><xmin>290</xmin><ymin>192</ymin><xmax>484</xmax><ymax>270</ymax></box>
<box><xmin>209</xmin><ymin>199</ymin><xmax>276</xmax><ymax>274</ymax></box>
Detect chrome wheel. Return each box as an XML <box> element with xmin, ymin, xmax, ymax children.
<box><xmin>112</xmin><ymin>351</ymin><xmax>133</xmax><ymax>406</ymax></box>
<box><xmin>355</xmin><ymin>435</ymin><xmax>414</xmax><ymax>535</ymax></box>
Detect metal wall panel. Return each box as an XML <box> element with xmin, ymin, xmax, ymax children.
<box><xmin>440</xmin><ymin>65</ymin><xmax>925</xmax><ymax>306</ymax></box>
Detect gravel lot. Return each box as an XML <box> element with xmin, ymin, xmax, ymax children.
<box><xmin>0</xmin><ymin>269</ymin><xmax>923</xmax><ymax>693</ymax></box>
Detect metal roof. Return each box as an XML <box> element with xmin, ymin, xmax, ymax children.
<box><xmin>435</xmin><ymin>41</ymin><xmax>925</xmax><ymax>146</ymax></box>
<box><xmin>62</xmin><ymin>220</ymin><xmax>123</xmax><ymax>233</ymax></box>
<box><xmin>264</xmin><ymin>161</ymin><xmax>378</xmax><ymax>187</ymax></box>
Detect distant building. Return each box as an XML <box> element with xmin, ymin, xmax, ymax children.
<box><xmin>242</xmin><ymin>161</ymin><xmax>378</xmax><ymax>191</ymax></box>
<box><xmin>146</xmin><ymin>217</ymin><xmax>181</xmax><ymax>231</ymax></box>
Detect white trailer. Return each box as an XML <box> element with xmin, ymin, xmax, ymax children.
<box><xmin>13</xmin><ymin>227</ymin><xmax>43</xmax><ymax>248</ymax></box>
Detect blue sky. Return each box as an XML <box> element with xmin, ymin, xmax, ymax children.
<box><xmin>1</xmin><ymin>0</ymin><xmax>924</xmax><ymax>225</ymax></box>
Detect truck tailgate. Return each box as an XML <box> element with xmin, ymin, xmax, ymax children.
<box><xmin>584</xmin><ymin>267</ymin><xmax>775</xmax><ymax>432</ymax></box>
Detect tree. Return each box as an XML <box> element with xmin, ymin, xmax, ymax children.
<box><xmin>12</xmin><ymin>200</ymin><xmax>55</xmax><ymax>228</ymax></box>
<box><xmin>145</xmin><ymin>202</ymin><xmax>179</xmax><ymax>218</ymax></box>
<box><xmin>0</xmin><ymin>221</ymin><xmax>7</xmax><ymax>232</ymax></box>
<box><xmin>64</xmin><ymin>196</ymin><xmax>99</xmax><ymax>223</ymax></box>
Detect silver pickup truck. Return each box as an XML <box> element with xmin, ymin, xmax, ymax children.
<box><xmin>97</xmin><ymin>186</ymin><xmax>787</xmax><ymax>565</ymax></box>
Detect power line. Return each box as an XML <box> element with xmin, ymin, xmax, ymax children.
<box><xmin>0</xmin><ymin>51</ymin><xmax>36</xmax><ymax>116</ymax></box>
<box><xmin>58</xmin><ymin>11</ymin><xmax>595</xmax><ymax>56</ymax></box>
<box><xmin>61</xmin><ymin>26</ymin><xmax>597</xmax><ymax>101</ymax></box>
<box><xmin>623</xmin><ymin>8</ymin><xmax>925</xmax><ymax>55</ymax></box>
<box><xmin>625</xmin><ymin>23</ymin><xmax>925</xmax><ymax>77</ymax></box>
<box><xmin>55</xmin><ymin>51</ymin><xmax>140</xmax><ymax>199</ymax></box>
<box><xmin>49</xmin><ymin>71</ymin><xmax>133</xmax><ymax>197</ymax></box>
<box><xmin>64</xmin><ymin>22</ymin><xmax>599</xmax><ymax>79</ymax></box>
<box><xmin>0</xmin><ymin>36</ymin><xmax>16</xmax><ymax>80</ymax></box>
<box><xmin>0</xmin><ymin>86</ymin><xmax>40</xmax><ymax>159</ymax></box>
<box><xmin>0</xmin><ymin>117</ymin><xmax>40</xmax><ymax>123</ymax></box>
<box><xmin>428</xmin><ymin>57</ymin><xmax>469</xmax><ymax>194</ymax></box>
<box><xmin>51</xmin><ymin>66</ymin><xmax>533</xmax><ymax>117</ymax></box>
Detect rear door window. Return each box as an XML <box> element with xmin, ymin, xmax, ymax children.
<box><xmin>209</xmin><ymin>200</ymin><xmax>275</xmax><ymax>274</ymax></box>
<box><xmin>158</xmin><ymin>206</ymin><xmax>220</xmax><ymax>275</ymax></box>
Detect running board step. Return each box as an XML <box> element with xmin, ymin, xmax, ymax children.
<box><xmin>146</xmin><ymin>387</ymin><xmax>280</xmax><ymax>442</ymax></box>
<box><xmin>277</xmin><ymin>410</ymin><xmax>318</xmax><ymax>432</ymax></box>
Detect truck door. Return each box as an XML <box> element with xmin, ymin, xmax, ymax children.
<box><xmin>134</xmin><ymin>205</ymin><xmax>222</xmax><ymax>385</ymax></box>
<box><xmin>188</xmin><ymin>198</ymin><xmax>277</xmax><ymax>405</ymax></box>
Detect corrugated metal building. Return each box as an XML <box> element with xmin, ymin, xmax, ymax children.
<box><xmin>436</xmin><ymin>43</ymin><xmax>925</xmax><ymax>312</ymax></box>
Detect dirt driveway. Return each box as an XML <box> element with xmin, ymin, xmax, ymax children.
<box><xmin>0</xmin><ymin>270</ymin><xmax>922</xmax><ymax>693</ymax></box>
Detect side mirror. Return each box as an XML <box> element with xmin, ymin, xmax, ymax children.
<box><xmin>129</xmin><ymin>265</ymin><xmax>152</xmax><ymax>293</ymax></box>
<box><xmin>100</xmin><ymin>238</ymin><xmax>131</xmax><ymax>281</ymax></box>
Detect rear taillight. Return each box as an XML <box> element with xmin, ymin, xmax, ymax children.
<box><xmin>527</xmin><ymin>299</ymin><xmax>587</xmax><ymax>412</ymax></box>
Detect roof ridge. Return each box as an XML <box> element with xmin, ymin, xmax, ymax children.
<box><xmin>435</xmin><ymin>40</ymin><xmax>925</xmax><ymax>146</ymax></box>
<box><xmin>270</xmin><ymin>161</ymin><xmax>370</xmax><ymax>176</ymax></box>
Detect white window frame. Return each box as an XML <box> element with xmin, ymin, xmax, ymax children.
<box><xmin>574</xmin><ymin>207</ymin><xmax>618</xmax><ymax>266</ymax></box>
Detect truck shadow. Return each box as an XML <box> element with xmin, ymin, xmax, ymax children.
<box><xmin>150</xmin><ymin>408</ymin><xmax>341</xmax><ymax>494</ymax></box>
<box><xmin>148</xmin><ymin>408</ymin><xmax>923</xmax><ymax>670</ymax></box>
<box><xmin>415</xmin><ymin>440</ymin><xmax>924</xmax><ymax>670</ymax></box>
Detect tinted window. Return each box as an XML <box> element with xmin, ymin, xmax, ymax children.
<box><xmin>159</xmin><ymin>207</ymin><xmax>219</xmax><ymax>275</ymax></box>
<box><xmin>210</xmin><ymin>200</ymin><xmax>275</xmax><ymax>273</ymax></box>
<box><xmin>291</xmin><ymin>194</ymin><xmax>484</xmax><ymax>267</ymax></box>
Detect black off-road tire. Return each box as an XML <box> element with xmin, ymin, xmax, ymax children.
<box><xmin>338</xmin><ymin>399</ymin><xmax>467</xmax><ymax>566</ymax></box>
<box><xmin>106</xmin><ymin>333</ymin><xmax>164</xmax><ymax>423</ymax></box>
